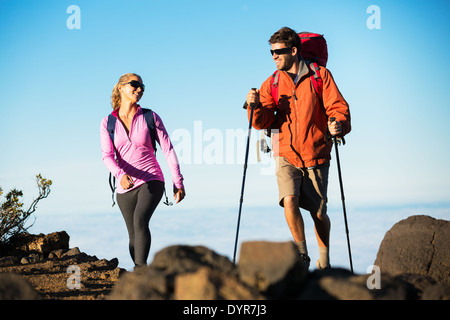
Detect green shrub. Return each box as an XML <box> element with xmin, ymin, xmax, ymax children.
<box><xmin>0</xmin><ymin>174</ymin><xmax>52</xmax><ymax>244</ymax></box>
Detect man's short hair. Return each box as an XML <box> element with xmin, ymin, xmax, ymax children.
<box><xmin>269</xmin><ymin>27</ymin><xmax>302</xmax><ymax>55</ymax></box>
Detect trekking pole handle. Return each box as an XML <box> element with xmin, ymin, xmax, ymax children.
<box><xmin>329</xmin><ymin>117</ymin><xmax>345</xmax><ymax>144</ymax></box>
<box><xmin>250</xmin><ymin>88</ymin><xmax>257</xmax><ymax>108</ymax></box>
<box><xmin>243</xmin><ymin>88</ymin><xmax>258</xmax><ymax>109</ymax></box>
<box><xmin>329</xmin><ymin>117</ymin><xmax>336</xmax><ymax>138</ymax></box>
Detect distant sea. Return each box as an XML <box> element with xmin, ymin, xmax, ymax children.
<box><xmin>30</xmin><ymin>203</ymin><xmax>450</xmax><ymax>274</ymax></box>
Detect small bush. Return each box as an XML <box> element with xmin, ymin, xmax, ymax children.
<box><xmin>0</xmin><ymin>174</ymin><xmax>52</xmax><ymax>244</ymax></box>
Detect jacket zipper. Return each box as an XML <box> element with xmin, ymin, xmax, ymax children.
<box><xmin>120</xmin><ymin>109</ymin><xmax>140</xmax><ymax>142</ymax></box>
<box><xmin>291</xmin><ymin>77</ymin><xmax>305</xmax><ymax>166</ymax></box>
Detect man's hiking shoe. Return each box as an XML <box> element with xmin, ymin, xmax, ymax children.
<box><xmin>316</xmin><ymin>260</ymin><xmax>331</xmax><ymax>271</ymax></box>
<box><xmin>299</xmin><ymin>254</ymin><xmax>311</xmax><ymax>270</ymax></box>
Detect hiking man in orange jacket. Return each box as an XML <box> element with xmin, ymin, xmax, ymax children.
<box><xmin>245</xmin><ymin>27</ymin><xmax>351</xmax><ymax>270</ymax></box>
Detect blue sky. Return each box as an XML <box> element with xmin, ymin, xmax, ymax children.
<box><xmin>1</xmin><ymin>1</ymin><xmax>449</xmax><ymax>270</ymax></box>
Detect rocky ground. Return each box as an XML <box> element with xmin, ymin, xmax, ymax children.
<box><xmin>0</xmin><ymin>232</ymin><xmax>125</xmax><ymax>300</ymax></box>
<box><xmin>0</xmin><ymin>252</ymin><xmax>122</xmax><ymax>300</ymax></box>
<box><xmin>0</xmin><ymin>215</ymin><xmax>449</xmax><ymax>300</ymax></box>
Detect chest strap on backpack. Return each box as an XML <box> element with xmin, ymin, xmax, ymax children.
<box><xmin>308</xmin><ymin>61</ymin><xmax>323</xmax><ymax>100</ymax></box>
<box><xmin>271</xmin><ymin>71</ymin><xmax>280</xmax><ymax>106</ymax></box>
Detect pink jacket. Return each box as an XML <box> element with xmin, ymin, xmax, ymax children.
<box><xmin>100</xmin><ymin>106</ymin><xmax>184</xmax><ymax>194</ymax></box>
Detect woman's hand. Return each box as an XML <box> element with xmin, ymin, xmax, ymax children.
<box><xmin>120</xmin><ymin>174</ymin><xmax>134</xmax><ymax>190</ymax></box>
<box><xmin>173</xmin><ymin>186</ymin><xmax>186</xmax><ymax>204</ymax></box>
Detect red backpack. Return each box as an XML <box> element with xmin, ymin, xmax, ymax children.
<box><xmin>270</xmin><ymin>32</ymin><xmax>328</xmax><ymax>103</ymax></box>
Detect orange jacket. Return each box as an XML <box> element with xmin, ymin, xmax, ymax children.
<box><xmin>248</xmin><ymin>59</ymin><xmax>351</xmax><ymax>168</ymax></box>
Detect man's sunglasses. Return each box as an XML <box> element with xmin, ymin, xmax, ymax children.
<box><xmin>124</xmin><ymin>80</ymin><xmax>145</xmax><ymax>91</ymax></box>
<box><xmin>270</xmin><ymin>47</ymin><xmax>292</xmax><ymax>56</ymax></box>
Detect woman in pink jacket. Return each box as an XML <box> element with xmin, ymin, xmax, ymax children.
<box><xmin>100</xmin><ymin>73</ymin><xmax>185</xmax><ymax>268</ymax></box>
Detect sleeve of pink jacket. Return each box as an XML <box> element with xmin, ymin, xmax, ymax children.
<box><xmin>153</xmin><ymin>112</ymin><xmax>184</xmax><ymax>189</ymax></box>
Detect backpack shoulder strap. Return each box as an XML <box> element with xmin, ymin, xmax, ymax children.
<box><xmin>107</xmin><ymin>114</ymin><xmax>117</xmax><ymax>144</ymax></box>
<box><xmin>141</xmin><ymin>108</ymin><xmax>173</xmax><ymax>207</ymax></box>
<box><xmin>141</xmin><ymin>108</ymin><xmax>157</xmax><ymax>153</ymax></box>
<box><xmin>308</xmin><ymin>62</ymin><xmax>339</xmax><ymax>143</ymax></box>
<box><xmin>106</xmin><ymin>114</ymin><xmax>117</xmax><ymax>206</ymax></box>
<box><xmin>309</xmin><ymin>62</ymin><xmax>323</xmax><ymax>100</ymax></box>
<box><xmin>270</xmin><ymin>71</ymin><xmax>280</xmax><ymax>106</ymax></box>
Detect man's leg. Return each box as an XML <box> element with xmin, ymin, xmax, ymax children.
<box><xmin>276</xmin><ymin>157</ymin><xmax>310</xmax><ymax>267</ymax></box>
<box><xmin>312</xmin><ymin>210</ymin><xmax>331</xmax><ymax>269</ymax></box>
<box><xmin>305</xmin><ymin>163</ymin><xmax>331</xmax><ymax>269</ymax></box>
<box><xmin>283</xmin><ymin>195</ymin><xmax>305</xmax><ymax>243</ymax></box>
<box><xmin>283</xmin><ymin>195</ymin><xmax>310</xmax><ymax>270</ymax></box>
<box><xmin>311</xmin><ymin>210</ymin><xmax>330</xmax><ymax>248</ymax></box>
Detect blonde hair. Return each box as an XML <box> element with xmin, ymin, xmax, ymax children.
<box><xmin>111</xmin><ymin>73</ymin><xmax>143</xmax><ymax>110</ymax></box>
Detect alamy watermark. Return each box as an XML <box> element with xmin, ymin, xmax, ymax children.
<box><xmin>66</xmin><ymin>5</ymin><xmax>81</xmax><ymax>30</ymax></box>
<box><xmin>366</xmin><ymin>265</ymin><xmax>381</xmax><ymax>289</ymax></box>
<box><xmin>66</xmin><ymin>5</ymin><xmax>381</xmax><ymax>31</ymax></box>
<box><xmin>367</xmin><ymin>5</ymin><xmax>381</xmax><ymax>30</ymax></box>
<box><xmin>170</xmin><ymin>121</ymin><xmax>277</xmax><ymax>176</ymax></box>
<box><xmin>67</xmin><ymin>265</ymin><xmax>81</xmax><ymax>289</ymax></box>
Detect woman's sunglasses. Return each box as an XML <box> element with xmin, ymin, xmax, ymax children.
<box><xmin>124</xmin><ymin>80</ymin><xmax>145</xmax><ymax>91</ymax></box>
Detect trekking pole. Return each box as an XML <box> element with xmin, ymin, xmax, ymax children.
<box><xmin>330</xmin><ymin>117</ymin><xmax>354</xmax><ymax>274</ymax></box>
<box><xmin>233</xmin><ymin>90</ymin><xmax>257</xmax><ymax>265</ymax></box>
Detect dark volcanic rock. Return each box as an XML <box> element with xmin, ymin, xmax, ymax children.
<box><xmin>299</xmin><ymin>268</ymin><xmax>419</xmax><ymax>300</ymax></box>
<box><xmin>2</xmin><ymin>231</ymin><xmax>69</xmax><ymax>257</ymax></box>
<box><xmin>174</xmin><ymin>266</ymin><xmax>264</xmax><ymax>300</ymax></box>
<box><xmin>0</xmin><ymin>231</ymin><xmax>124</xmax><ymax>300</ymax></box>
<box><xmin>374</xmin><ymin>215</ymin><xmax>450</xmax><ymax>285</ymax></box>
<box><xmin>238</xmin><ymin>241</ymin><xmax>308</xmax><ymax>298</ymax></box>
<box><xmin>109</xmin><ymin>245</ymin><xmax>241</xmax><ymax>300</ymax></box>
<box><xmin>150</xmin><ymin>245</ymin><xmax>236</xmax><ymax>276</ymax></box>
<box><xmin>0</xmin><ymin>273</ymin><xmax>41</xmax><ymax>300</ymax></box>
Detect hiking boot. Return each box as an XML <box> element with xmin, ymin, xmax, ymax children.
<box><xmin>299</xmin><ymin>254</ymin><xmax>311</xmax><ymax>271</ymax></box>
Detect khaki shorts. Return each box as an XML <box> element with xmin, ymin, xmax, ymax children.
<box><xmin>275</xmin><ymin>156</ymin><xmax>329</xmax><ymax>214</ymax></box>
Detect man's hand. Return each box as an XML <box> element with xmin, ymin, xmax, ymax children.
<box><xmin>328</xmin><ymin>119</ymin><xmax>342</xmax><ymax>137</ymax></box>
<box><xmin>246</xmin><ymin>88</ymin><xmax>260</xmax><ymax>107</ymax></box>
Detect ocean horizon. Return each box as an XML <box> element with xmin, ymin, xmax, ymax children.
<box><xmin>30</xmin><ymin>202</ymin><xmax>450</xmax><ymax>274</ymax></box>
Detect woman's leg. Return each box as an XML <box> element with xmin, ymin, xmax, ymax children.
<box><xmin>117</xmin><ymin>188</ymin><xmax>139</xmax><ymax>264</ymax></box>
<box><xmin>132</xmin><ymin>180</ymin><xmax>164</xmax><ymax>267</ymax></box>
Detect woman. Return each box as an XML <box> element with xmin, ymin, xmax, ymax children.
<box><xmin>100</xmin><ymin>73</ymin><xmax>185</xmax><ymax>268</ymax></box>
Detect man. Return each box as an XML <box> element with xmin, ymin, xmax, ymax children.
<box><xmin>245</xmin><ymin>27</ymin><xmax>351</xmax><ymax>269</ymax></box>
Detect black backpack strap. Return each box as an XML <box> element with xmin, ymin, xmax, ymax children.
<box><xmin>107</xmin><ymin>114</ymin><xmax>117</xmax><ymax>145</ymax></box>
<box><xmin>141</xmin><ymin>108</ymin><xmax>157</xmax><ymax>153</ymax></box>
<box><xmin>141</xmin><ymin>108</ymin><xmax>175</xmax><ymax>207</ymax></box>
<box><xmin>106</xmin><ymin>114</ymin><xmax>118</xmax><ymax>206</ymax></box>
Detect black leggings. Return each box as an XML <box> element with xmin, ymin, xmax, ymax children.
<box><xmin>116</xmin><ymin>180</ymin><xmax>164</xmax><ymax>267</ymax></box>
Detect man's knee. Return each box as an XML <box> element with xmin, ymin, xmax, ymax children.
<box><xmin>283</xmin><ymin>195</ymin><xmax>299</xmax><ymax>209</ymax></box>
<box><xmin>311</xmin><ymin>205</ymin><xmax>329</xmax><ymax>221</ymax></box>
